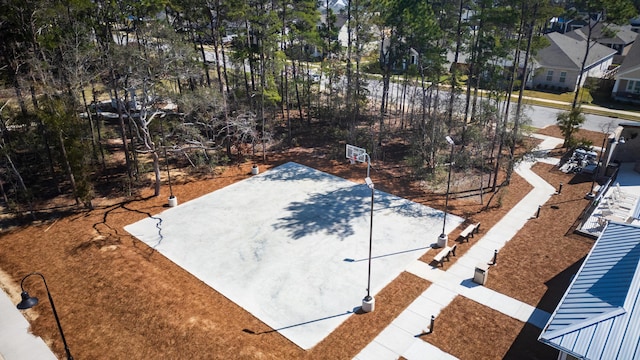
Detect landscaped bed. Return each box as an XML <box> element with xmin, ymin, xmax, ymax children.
<box><xmin>0</xmin><ymin>126</ymin><xmax>606</xmax><ymax>359</ymax></box>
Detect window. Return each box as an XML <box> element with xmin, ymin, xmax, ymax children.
<box><xmin>546</xmin><ymin>70</ymin><xmax>554</xmax><ymax>82</ymax></box>
<box><xmin>559</xmin><ymin>72</ymin><xmax>567</xmax><ymax>83</ymax></box>
<box><xmin>627</xmin><ymin>80</ymin><xmax>640</xmax><ymax>94</ymax></box>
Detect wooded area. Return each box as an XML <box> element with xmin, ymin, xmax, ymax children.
<box><xmin>0</xmin><ymin>0</ymin><xmax>637</xmax><ymax>215</ymax></box>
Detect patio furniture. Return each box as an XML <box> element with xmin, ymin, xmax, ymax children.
<box><xmin>611</xmin><ymin>192</ymin><xmax>636</xmax><ymax>208</ymax></box>
<box><xmin>601</xmin><ymin>199</ymin><xmax>631</xmax><ymax>217</ymax></box>
<box><xmin>615</xmin><ymin>183</ymin><xmax>635</xmax><ymax>199</ymax></box>
<box><xmin>458</xmin><ymin>222</ymin><xmax>481</xmax><ymax>243</ymax></box>
<box><xmin>433</xmin><ymin>244</ymin><xmax>457</xmax><ymax>267</ymax></box>
<box><xmin>633</xmin><ymin>199</ymin><xmax>640</xmax><ymax>220</ymax></box>
<box><xmin>604</xmin><ymin>214</ymin><xmax>628</xmax><ymax>223</ymax></box>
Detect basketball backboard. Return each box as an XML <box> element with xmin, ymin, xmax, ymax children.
<box><xmin>346</xmin><ymin>144</ymin><xmax>367</xmax><ymax>163</ymax></box>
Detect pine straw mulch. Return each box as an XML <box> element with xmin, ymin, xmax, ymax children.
<box><xmin>421</xmin><ymin>125</ymin><xmax>604</xmax><ymax>360</ymax></box>
<box><xmin>0</xmin><ymin>126</ymin><xmax>604</xmax><ymax>359</ymax></box>
<box><xmin>422</xmin><ymin>161</ymin><xmax>596</xmax><ymax>360</ymax></box>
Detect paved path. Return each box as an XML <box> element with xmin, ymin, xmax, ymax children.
<box><xmin>354</xmin><ymin>135</ymin><xmax>564</xmax><ymax>360</ymax></box>
<box><xmin>0</xmin><ymin>289</ymin><xmax>56</xmax><ymax>360</ymax></box>
<box><xmin>0</xmin><ymin>135</ymin><xmax>565</xmax><ymax>360</ymax></box>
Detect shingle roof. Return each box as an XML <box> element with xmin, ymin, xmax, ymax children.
<box><xmin>539</xmin><ymin>222</ymin><xmax>640</xmax><ymax>359</ymax></box>
<box><xmin>536</xmin><ymin>32</ymin><xmax>616</xmax><ymax>71</ymax></box>
<box><xmin>617</xmin><ymin>41</ymin><xmax>640</xmax><ymax>77</ymax></box>
<box><xmin>567</xmin><ymin>23</ymin><xmax>638</xmax><ymax>45</ymax></box>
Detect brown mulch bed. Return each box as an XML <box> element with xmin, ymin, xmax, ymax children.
<box><xmin>537</xmin><ymin>125</ymin><xmax>610</xmax><ymax>147</ymax></box>
<box><xmin>486</xmin><ymin>162</ymin><xmax>595</xmax><ymax>312</ymax></box>
<box><xmin>0</xmin><ymin>128</ymin><xmax>602</xmax><ymax>359</ymax></box>
<box><xmin>423</xmin><ymin>297</ymin><xmax>558</xmax><ymax>360</ymax></box>
<box><xmin>0</xmin><ymin>155</ymin><xmax>434</xmax><ymax>360</ymax></box>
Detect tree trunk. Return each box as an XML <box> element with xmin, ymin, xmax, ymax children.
<box><xmin>58</xmin><ymin>131</ymin><xmax>81</xmax><ymax>206</ymax></box>
<box><xmin>111</xmin><ymin>73</ymin><xmax>133</xmax><ymax>186</ymax></box>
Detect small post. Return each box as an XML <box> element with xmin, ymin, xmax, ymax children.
<box><xmin>536</xmin><ymin>205</ymin><xmax>541</xmax><ymax>218</ymax></box>
<box><xmin>429</xmin><ymin>315</ymin><xmax>435</xmax><ymax>334</ymax></box>
<box><xmin>558</xmin><ymin>182</ymin><xmax>563</xmax><ymax>194</ymax></box>
<box><xmin>492</xmin><ymin>249</ymin><xmax>498</xmax><ymax>265</ymax></box>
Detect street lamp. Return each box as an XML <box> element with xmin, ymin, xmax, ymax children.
<box><xmin>362</xmin><ymin>176</ymin><xmax>375</xmax><ymax>313</ymax></box>
<box><xmin>438</xmin><ymin>136</ymin><xmax>456</xmax><ymax>248</ymax></box>
<box><xmin>16</xmin><ymin>272</ymin><xmax>74</xmax><ymax>360</ymax></box>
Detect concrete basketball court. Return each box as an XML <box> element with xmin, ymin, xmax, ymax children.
<box><xmin>124</xmin><ymin>162</ymin><xmax>463</xmax><ymax>349</ymax></box>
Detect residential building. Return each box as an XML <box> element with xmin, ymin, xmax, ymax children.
<box><xmin>612</xmin><ymin>41</ymin><xmax>640</xmax><ymax>104</ymax></box>
<box><xmin>530</xmin><ymin>32</ymin><xmax>616</xmax><ymax>91</ymax></box>
<box><xmin>539</xmin><ymin>221</ymin><xmax>640</xmax><ymax>360</ymax></box>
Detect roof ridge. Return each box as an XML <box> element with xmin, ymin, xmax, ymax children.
<box><xmin>541</xmin><ymin>307</ymin><xmax>626</xmax><ymax>341</ymax></box>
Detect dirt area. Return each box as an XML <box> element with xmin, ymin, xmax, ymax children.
<box><xmin>0</xmin><ymin>125</ymin><xmax>604</xmax><ymax>359</ymax></box>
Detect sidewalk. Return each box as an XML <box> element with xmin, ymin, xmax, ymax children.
<box><xmin>354</xmin><ymin>135</ymin><xmax>564</xmax><ymax>360</ymax></box>
<box><xmin>0</xmin><ymin>136</ymin><xmax>566</xmax><ymax>360</ymax></box>
<box><xmin>519</xmin><ymin>95</ymin><xmax>640</xmax><ymax>120</ymax></box>
<box><xmin>0</xmin><ymin>289</ymin><xmax>56</xmax><ymax>360</ymax></box>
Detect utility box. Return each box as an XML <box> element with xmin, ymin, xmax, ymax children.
<box><xmin>473</xmin><ymin>263</ymin><xmax>490</xmax><ymax>285</ymax></box>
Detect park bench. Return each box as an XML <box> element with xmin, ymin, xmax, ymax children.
<box><xmin>433</xmin><ymin>244</ymin><xmax>457</xmax><ymax>267</ymax></box>
<box><xmin>459</xmin><ymin>222</ymin><xmax>481</xmax><ymax>243</ymax></box>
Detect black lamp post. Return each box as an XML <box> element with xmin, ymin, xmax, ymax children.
<box><xmin>16</xmin><ymin>272</ymin><xmax>73</xmax><ymax>360</ymax></box>
<box><xmin>438</xmin><ymin>136</ymin><xmax>456</xmax><ymax>248</ymax></box>
<box><xmin>362</xmin><ymin>176</ymin><xmax>375</xmax><ymax>312</ymax></box>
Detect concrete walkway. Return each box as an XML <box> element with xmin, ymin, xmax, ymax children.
<box><xmin>0</xmin><ymin>289</ymin><xmax>56</xmax><ymax>360</ymax></box>
<box><xmin>0</xmin><ymin>135</ymin><xmax>564</xmax><ymax>360</ymax></box>
<box><xmin>354</xmin><ymin>135</ymin><xmax>564</xmax><ymax>360</ymax></box>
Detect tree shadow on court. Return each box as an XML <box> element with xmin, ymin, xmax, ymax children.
<box><xmin>273</xmin><ymin>183</ymin><xmax>441</xmax><ymax>240</ymax></box>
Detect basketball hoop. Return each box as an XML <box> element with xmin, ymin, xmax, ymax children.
<box><xmin>346</xmin><ymin>144</ymin><xmax>371</xmax><ymax>178</ymax></box>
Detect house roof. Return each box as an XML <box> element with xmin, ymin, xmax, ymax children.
<box><xmin>617</xmin><ymin>41</ymin><xmax>640</xmax><ymax>78</ymax></box>
<box><xmin>536</xmin><ymin>32</ymin><xmax>616</xmax><ymax>71</ymax></box>
<box><xmin>539</xmin><ymin>222</ymin><xmax>640</xmax><ymax>359</ymax></box>
<box><xmin>566</xmin><ymin>23</ymin><xmax>638</xmax><ymax>45</ymax></box>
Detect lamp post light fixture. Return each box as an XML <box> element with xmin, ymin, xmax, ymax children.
<box><xmin>16</xmin><ymin>272</ymin><xmax>74</xmax><ymax>360</ymax></box>
<box><xmin>362</xmin><ymin>176</ymin><xmax>376</xmax><ymax>313</ymax></box>
<box><xmin>438</xmin><ymin>136</ymin><xmax>456</xmax><ymax>248</ymax></box>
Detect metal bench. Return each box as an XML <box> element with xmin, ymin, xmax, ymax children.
<box><xmin>459</xmin><ymin>222</ymin><xmax>481</xmax><ymax>242</ymax></box>
<box><xmin>433</xmin><ymin>244</ymin><xmax>457</xmax><ymax>267</ymax></box>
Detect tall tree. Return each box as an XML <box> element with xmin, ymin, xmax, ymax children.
<box><xmin>570</xmin><ymin>0</ymin><xmax>637</xmax><ymax>108</ymax></box>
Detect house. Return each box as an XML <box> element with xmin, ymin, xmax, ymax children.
<box><xmin>611</xmin><ymin>41</ymin><xmax>640</xmax><ymax>104</ymax></box>
<box><xmin>530</xmin><ymin>32</ymin><xmax>616</xmax><ymax>91</ymax></box>
<box><xmin>309</xmin><ymin>12</ymin><xmax>348</xmax><ymax>58</ymax></box>
<box><xmin>547</xmin><ymin>9</ymin><xmax>603</xmax><ymax>34</ymax></box>
<box><xmin>548</xmin><ymin>16</ymin><xmax>589</xmax><ymax>34</ymax></box>
<box><xmin>631</xmin><ymin>16</ymin><xmax>640</xmax><ymax>33</ymax></box>
<box><xmin>539</xmin><ymin>221</ymin><xmax>640</xmax><ymax>360</ymax></box>
<box><xmin>565</xmin><ymin>23</ymin><xmax>638</xmax><ymax>62</ymax></box>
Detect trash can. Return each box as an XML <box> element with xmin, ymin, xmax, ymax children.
<box><xmin>473</xmin><ymin>263</ymin><xmax>489</xmax><ymax>285</ymax></box>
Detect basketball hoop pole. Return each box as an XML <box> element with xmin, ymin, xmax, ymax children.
<box><xmin>364</xmin><ymin>153</ymin><xmax>371</xmax><ymax>178</ymax></box>
<box><xmin>363</xmin><ymin>176</ymin><xmax>375</xmax><ymax>312</ymax></box>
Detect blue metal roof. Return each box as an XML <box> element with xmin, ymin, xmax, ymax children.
<box><xmin>539</xmin><ymin>221</ymin><xmax>640</xmax><ymax>359</ymax></box>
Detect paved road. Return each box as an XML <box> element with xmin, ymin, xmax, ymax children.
<box><xmin>364</xmin><ymin>78</ymin><xmax>638</xmax><ymax>132</ymax></box>
<box><xmin>201</xmin><ymin>49</ymin><xmax>639</xmax><ymax>132</ymax></box>
<box><xmin>524</xmin><ymin>103</ymin><xmax>633</xmax><ymax>132</ymax></box>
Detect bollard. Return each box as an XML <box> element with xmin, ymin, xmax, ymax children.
<box><xmin>536</xmin><ymin>205</ymin><xmax>541</xmax><ymax>218</ymax></box>
<box><xmin>492</xmin><ymin>249</ymin><xmax>498</xmax><ymax>265</ymax></box>
<box><xmin>429</xmin><ymin>315</ymin><xmax>435</xmax><ymax>334</ymax></box>
<box><xmin>558</xmin><ymin>182</ymin><xmax>563</xmax><ymax>194</ymax></box>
